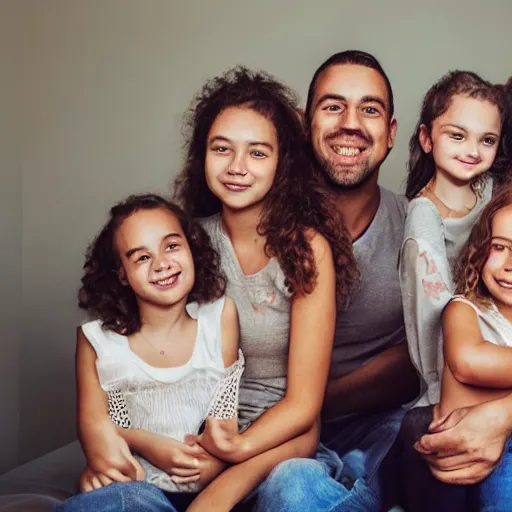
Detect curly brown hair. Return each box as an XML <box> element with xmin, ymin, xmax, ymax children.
<box><xmin>453</xmin><ymin>184</ymin><xmax>512</xmax><ymax>306</ymax></box>
<box><xmin>174</xmin><ymin>66</ymin><xmax>359</xmax><ymax>308</ymax></box>
<box><xmin>78</xmin><ymin>194</ymin><xmax>226</xmax><ymax>335</ymax></box>
<box><xmin>406</xmin><ymin>71</ymin><xmax>507</xmax><ymax>200</ymax></box>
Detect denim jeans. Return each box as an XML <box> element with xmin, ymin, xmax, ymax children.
<box><xmin>253</xmin><ymin>408</ymin><xmax>406</xmax><ymax>512</ymax></box>
<box><xmin>398</xmin><ymin>405</ymin><xmax>512</xmax><ymax>512</ymax></box>
<box><xmin>55</xmin><ymin>482</ymin><xmax>196</xmax><ymax>512</ymax></box>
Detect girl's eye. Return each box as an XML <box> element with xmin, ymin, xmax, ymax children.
<box><xmin>166</xmin><ymin>243</ymin><xmax>179</xmax><ymax>250</ymax></box>
<box><xmin>449</xmin><ymin>133</ymin><xmax>464</xmax><ymax>141</ymax></box>
<box><xmin>213</xmin><ymin>146</ymin><xmax>229</xmax><ymax>153</ymax></box>
<box><xmin>483</xmin><ymin>137</ymin><xmax>497</xmax><ymax>146</ymax></box>
<box><xmin>251</xmin><ymin>150</ymin><xmax>266</xmax><ymax>158</ymax></box>
<box><xmin>137</xmin><ymin>255</ymin><xmax>150</xmax><ymax>262</ymax></box>
<box><xmin>492</xmin><ymin>243</ymin><xmax>506</xmax><ymax>251</ymax></box>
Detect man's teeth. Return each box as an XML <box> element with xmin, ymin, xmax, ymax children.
<box><xmin>333</xmin><ymin>146</ymin><xmax>361</xmax><ymax>156</ymax></box>
<box><xmin>156</xmin><ymin>275</ymin><xmax>177</xmax><ymax>286</ymax></box>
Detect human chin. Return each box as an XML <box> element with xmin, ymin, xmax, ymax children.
<box><xmin>324</xmin><ymin>160</ymin><xmax>374</xmax><ymax>189</ymax></box>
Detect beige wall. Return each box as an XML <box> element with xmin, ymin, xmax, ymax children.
<box><xmin>9</xmin><ymin>0</ymin><xmax>512</xmax><ymax>464</ymax></box>
<box><xmin>0</xmin><ymin>0</ymin><xmax>23</xmax><ymax>473</ymax></box>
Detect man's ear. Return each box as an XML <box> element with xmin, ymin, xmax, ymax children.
<box><xmin>388</xmin><ymin>117</ymin><xmax>398</xmax><ymax>149</ymax></box>
<box><xmin>419</xmin><ymin>124</ymin><xmax>433</xmax><ymax>153</ymax></box>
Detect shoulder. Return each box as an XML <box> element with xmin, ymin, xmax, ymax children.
<box><xmin>404</xmin><ymin>196</ymin><xmax>444</xmax><ymax>244</ymax></box>
<box><xmin>443</xmin><ymin>297</ymin><xmax>479</xmax><ymax>321</ymax></box>
<box><xmin>197</xmin><ymin>213</ymin><xmax>221</xmax><ymax>236</ymax></box>
<box><xmin>378</xmin><ymin>187</ymin><xmax>407</xmax><ymax>221</ymax></box>
<box><xmin>305</xmin><ymin>229</ymin><xmax>333</xmax><ymax>264</ymax></box>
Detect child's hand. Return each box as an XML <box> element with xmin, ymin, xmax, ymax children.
<box><xmin>79</xmin><ymin>466</ymin><xmax>112</xmax><ymax>493</ymax></box>
<box><xmin>80</xmin><ymin>419</ymin><xmax>144</xmax><ymax>483</ymax></box>
<box><xmin>185</xmin><ymin>416</ymin><xmax>243</xmax><ymax>463</ymax></box>
<box><xmin>138</xmin><ymin>434</ymin><xmax>206</xmax><ymax>484</ymax></box>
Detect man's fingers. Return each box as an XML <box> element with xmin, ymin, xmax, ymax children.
<box><xmin>430</xmin><ymin>462</ymin><xmax>492</xmax><ymax>485</ymax></box>
<box><xmin>170</xmin><ymin>474</ymin><xmax>200</xmax><ymax>484</ymax></box>
<box><xmin>424</xmin><ymin>453</ymin><xmax>474</xmax><ymax>472</ymax></box>
<box><xmin>415</xmin><ymin>432</ymin><xmax>461</xmax><ymax>457</ymax></box>
<box><xmin>170</xmin><ymin>467</ymin><xmax>201</xmax><ymax>477</ymax></box>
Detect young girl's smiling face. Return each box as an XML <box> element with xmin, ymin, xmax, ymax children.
<box><xmin>420</xmin><ymin>94</ymin><xmax>501</xmax><ymax>185</ymax></box>
<box><xmin>115</xmin><ymin>208</ymin><xmax>195</xmax><ymax>308</ymax></box>
<box><xmin>205</xmin><ymin>106</ymin><xmax>279</xmax><ymax>213</ymax></box>
<box><xmin>482</xmin><ymin>204</ymin><xmax>512</xmax><ymax>319</ymax></box>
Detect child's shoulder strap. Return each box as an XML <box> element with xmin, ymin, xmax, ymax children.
<box><xmin>80</xmin><ymin>319</ymin><xmax>121</xmax><ymax>358</ymax></box>
<box><xmin>450</xmin><ymin>295</ymin><xmax>481</xmax><ymax>316</ymax></box>
<box><xmin>190</xmin><ymin>296</ymin><xmax>226</xmax><ymax>365</ymax></box>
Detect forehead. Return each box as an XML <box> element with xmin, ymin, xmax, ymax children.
<box><xmin>436</xmin><ymin>95</ymin><xmax>501</xmax><ymax>134</ymax></box>
<box><xmin>115</xmin><ymin>208</ymin><xmax>183</xmax><ymax>249</ymax></box>
<box><xmin>209</xmin><ymin>106</ymin><xmax>277</xmax><ymax>141</ymax></box>
<box><xmin>492</xmin><ymin>204</ymin><xmax>512</xmax><ymax>237</ymax></box>
<box><xmin>313</xmin><ymin>63</ymin><xmax>390</xmax><ymax>108</ymax></box>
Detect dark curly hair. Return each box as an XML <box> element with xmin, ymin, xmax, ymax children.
<box><xmin>500</xmin><ymin>77</ymin><xmax>512</xmax><ymax>174</ymax></box>
<box><xmin>406</xmin><ymin>71</ymin><xmax>507</xmax><ymax>200</ymax></box>
<box><xmin>78</xmin><ymin>194</ymin><xmax>226</xmax><ymax>335</ymax></box>
<box><xmin>453</xmin><ymin>184</ymin><xmax>512</xmax><ymax>306</ymax></box>
<box><xmin>174</xmin><ymin>66</ymin><xmax>359</xmax><ymax>308</ymax></box>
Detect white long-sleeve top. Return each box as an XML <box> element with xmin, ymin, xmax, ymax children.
<box><xmin>399</xmin><ymin>179</ymin><xmax>492</xmax><ymax>406</ymax></box>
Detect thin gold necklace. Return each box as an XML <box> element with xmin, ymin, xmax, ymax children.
<box><xmin>137</xmin><ymin>328</ymin><xmax>171</xmax><ymax>356</ymax></box>
<box><xmin>425</xmin><ymin>182</ymin><xmax>475</xmax><ymax>217</ymax></box>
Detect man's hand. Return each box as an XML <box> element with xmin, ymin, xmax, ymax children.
<box><xmin>185</xmin><ymin>417</ymin><xmax>242</xmax><ymax>463</ymax></box>
<box><xmin>80</xmin><ymin>419</ymin><xmax>144</xmax><ymax>485</ymax></box>
<box><xmin>415</xmin><ymin>401</ymin><xmax>510</xmax><ymax>484</ymax></box>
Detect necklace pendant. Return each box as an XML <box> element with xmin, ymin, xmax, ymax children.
<box><xmin>160</xmin><ymin>350</ymin><xmax>165</xmax><ymax>355</ymax></box>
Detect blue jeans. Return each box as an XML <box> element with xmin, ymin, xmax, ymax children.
<box><xmin>254</xmin><ymin>408</ymin><xmax>406</xmax><ymax>512</ymax></box>
<box><xmin>55</xmin><ymin>482</ymin><xmax>196</xmax><ymax>512</ymax></box>
<box><xmin>479</xmin><ymin>438</ymin><xmax>512</xmax><ymax>511</ymax></box>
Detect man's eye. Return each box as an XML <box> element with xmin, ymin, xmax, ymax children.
<box><xmin>363</xmin><ymin>106</ymin><xmax>378</xmax><ymax>115</ymax></box>
<box><xmin>324</xmin><ymin>105</ymin><xmax>341</xmax><ymax>112</ymax></box>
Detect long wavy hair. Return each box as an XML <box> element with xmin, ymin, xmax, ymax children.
<box><xmin>174</xmin><ymin>66</ymin><xmax>359</xmax><ymax>308</ymax></box>
<box><xmin>406</xmin><ymin>71</ymin><xmax>506</xmax><ymax>200</ymax></box>
<box><xmin>453</xmin><ymin>184</ymin><xmax>512</xmax><ymax>306</ymax></box>
<box><xmin>78</xmin><ymin>194</ymin><xmax>226</xmax><ymax>335</ymax></box>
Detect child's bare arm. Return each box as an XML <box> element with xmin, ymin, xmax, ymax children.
<box><xmin>186</xmin><ymin>422</ymin><xmax>319</xmax><ymax>512</ymax></box>
<box><xmin>443</xmin><ymin>300</ymin><xmax>512</xmax><ymax>388</ymax></box>
<box><xmin>76</xmin><ymin>328</ymin><xmax>144</xmax><ymax>485</ymax></box>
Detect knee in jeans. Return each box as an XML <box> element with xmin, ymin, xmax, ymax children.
<box><xmin>266</xmin><ymin>458</ymin><xmax>325</xmax><ymax>489</ymax></box>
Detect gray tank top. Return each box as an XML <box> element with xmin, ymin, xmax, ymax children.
<box><xmin>199</xmin><ymin>214</ymin><xmax>292</xmax><ymax>429</ymax></box>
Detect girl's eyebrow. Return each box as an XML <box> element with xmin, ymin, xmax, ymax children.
<box><xmin>209</xmin><ymin>135</ymin><xmax>274</xmax><ymax>150</ymax></box>
<box><xmin>492</xmin><ymin>236</ymin><xmax>512</xmax><ymax>244</ymax></box>
<box><xmin>125</xmin><ymin>233</ymin><xmax>182</xmax><ymax>258</ymax></box>
<box><xmin>443</xmin><ymin>124</ymin><xmax>500</xmax><ymax>138</ymax></box>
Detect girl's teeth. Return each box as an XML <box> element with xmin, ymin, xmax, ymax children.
<box><xmin>333</xmin><ymin>146</ymin><xmax>361</xmax><ymax>156</ymax></box>
<box><xmin>156</xmin><ymin>275</ymin><xmax>177</xmax><ymax>286</ymax></box>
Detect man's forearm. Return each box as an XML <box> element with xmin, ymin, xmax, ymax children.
<box><xmin>323</xmin><ymin>343</ymin><xmax>420</xmax><ymax>419</ymax></box>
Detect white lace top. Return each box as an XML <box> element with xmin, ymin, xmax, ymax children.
<box><xmin>82</xmin><ymin>296</ymin><xmax>244</xmax><ymax>492</ymax></box>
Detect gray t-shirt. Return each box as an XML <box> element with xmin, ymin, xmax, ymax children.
<box><xmin>329</xmin><ymin>187</ymin><xmax>408</xmax><ymax>380</ymax></box>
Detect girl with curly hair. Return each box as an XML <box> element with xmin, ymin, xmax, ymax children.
<box><xmin>399</xmin><ymin>184</ymin><xmax>512</xmax><ymax>512</ymax></box>
<box><xmin>399</xmin><ymin>71</ymin><xmax>506</xmax><ymax>409</ymax></box>
<box><xmin>59</xmin><ymin>194</ymin><xmax>245</xmax><ymax>512</ymax></box>
<box><xmin>170</xmin><ymin>66</ymin><xmax>359</xmax><ymax>511</ymax></box>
